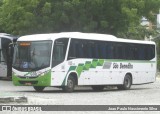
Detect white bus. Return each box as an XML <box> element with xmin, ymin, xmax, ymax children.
<box><xmin>12</xmin><ymin>32</ymin><xmax>156</xmax><ymax>92</ymax></box>
<box><xmin>0</xmin><ymin>33</ymin><xmax>17</xmax><ymax>78</ymax></box>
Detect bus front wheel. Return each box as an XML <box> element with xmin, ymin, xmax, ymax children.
<box><xmin>117</xmin><ymin>74</ymin><xmax>132</xmax><ymax>90</ymax></box>
<box><xmin>33</xmin><ymin>86</ymin><xmax>45</xmax><ymax>92</ymax></box>
<box><xmin>62</xmin><ymin>76</ymin><xmax>75</xmax><ymax>92</ymax></box>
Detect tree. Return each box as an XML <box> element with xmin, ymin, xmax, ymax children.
<box><xmin>0</xmin><ymin>0</ymin><xmax>53</xmax><ymax>35</ymax></box>
<box><xmin>0</xmin><ymin>0</ymin><xmax>4</xmax><ymax>32</ymax></box>
<box><xmin>0</xmin><ymin>0</ymin><xmax>160</xmax><ymax>38</ymax></box>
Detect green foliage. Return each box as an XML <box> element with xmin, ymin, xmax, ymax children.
<box><xmin>0</xmin><ymin>0</ymin><xmax>53</xmax><ymax>34</ymax></box>
<box><xmin>0</xmin><ymin>0</ymin><xmax>159</xmax><ymax>38</ymax></box>
<box><xmin>158</xmin><ymin>59</ymin><xmax>160</xmax><ymax>71</ymax></box>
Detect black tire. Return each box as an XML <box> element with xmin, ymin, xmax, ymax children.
<box><xmin>62</xmin><ymin>76</ymin><xmax>75</xmax><ymax>92</ymax></box>
<box><xmin>117</xmin><ymin>74</ymin><xmax>132</xmax><ymax>90</ymax></box>
<box><xmin>91</xmin><ymin>85</ymin><xmax>105</xmax><ymax>91</ymax></box>
<box><xmin>33</xmin><ymin>86</ymin><xmax>45</xmax><ymax>92</ymax></box>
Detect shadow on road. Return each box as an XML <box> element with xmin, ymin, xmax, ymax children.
<box><xmin>0</xmin><ymin>77</ymin><xmax>12</xmax><ymax>81</ymax></box>
<box><xmin>14</xmin><ymin>87</ymin><xmax>152</xmax><ymax>94</ymax></box>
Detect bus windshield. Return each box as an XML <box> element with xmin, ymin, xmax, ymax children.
<box><xmin>13</xmin><ymin>41</ymin><xmax>52</xmax><ymax>71</ymax></box>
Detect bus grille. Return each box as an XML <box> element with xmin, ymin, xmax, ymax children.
<box><xmin>18</xmin><ymin>76</ymin><xmax>38</xmax><ymax>79</ymax></box>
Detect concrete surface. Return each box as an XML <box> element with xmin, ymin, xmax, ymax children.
<box><xmin>0</xmin><ymin>78</ymin><xmax>160</xmax><ymax>114</ymax></box>
<box><xmin>0</xmin><ymin>78</ymin><xmax>160</xmax><ymax>104</ymax></box>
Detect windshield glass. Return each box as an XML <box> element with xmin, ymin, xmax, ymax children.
<box><xmin>13</xmin><ymin>41</ymin><xmax>52</xmax><ymax>71</ymax></box>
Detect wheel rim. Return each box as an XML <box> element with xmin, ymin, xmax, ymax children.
<box><xmin>125</xmin><ymin>77</ymin><xmax>131</xmax><ymax>88</ymax></box>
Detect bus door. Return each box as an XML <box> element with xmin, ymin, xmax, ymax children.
<box><xmin>0</xmin><ymin>38</ymin><xmax>7</xmax><ymax>77</ymax></box>
<box><xmin>51</xmin><ymin>38</ymin><xmax>69</xmax><ymax>86</ymax></box>
<box><xmin>0</xmin><ymin>38</ymin><xmax>12</xmax><ymax>77</ymax></box>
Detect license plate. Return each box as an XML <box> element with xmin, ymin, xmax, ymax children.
<box><xmin>25</xmin><ymin>82</ymin><xmax>32</xmax><ymax>85</ymax></box>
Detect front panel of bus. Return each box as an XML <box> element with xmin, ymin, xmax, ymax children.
<box><xmin>12</xmin><ymin>41</ymin><xmax>53</xmax><ymax>86</ymax></box>
<box><xmin>12</xmin><ymin>38</ymin><xmax>69</xmax><ymax>87</ymax></box>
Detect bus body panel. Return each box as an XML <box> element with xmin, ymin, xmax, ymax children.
<box><xmin>49</xmin><ymin>59</ymin><xmax>156</xmax><ymax>86</ymax></box>
<box><xmin>12</xmin><ymin>32</ymin><xmax>157</xmax><ymax>88</ymax></box>
<box><xmin>12</xmin><ymin>59</ymin><xmax>156</xmax><ymax>87</ymax></box>
<box><xmin>0</xmin><ymin>64</ymin><xmax>7</xmax><ymax>77</ymax></box>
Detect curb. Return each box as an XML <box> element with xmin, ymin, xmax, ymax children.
<box><xmin>0</xmin><ymin>96</ymin><xmax>28</xmax><ymax>103</ymax></box>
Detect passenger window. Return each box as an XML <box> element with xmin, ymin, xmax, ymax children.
<box><xmin>107</xmin><ymin>44</ymin><xmax>114</xmax><ymax>59</ymax></box>
<box><xmin>76</xmin><ymin>42</ymin><xmax>84</xmax><ymax>58</ymax></box>
<box><xmin>149</xmin><ymin>45</ymin><xmax>155</xmax><ymax>60</ymax></box>
<box><xmin>68</xmin><ymin>41</ymin><xmax>76</xmax><ymax>59</ymax></box>
<box><xmin>98</xmin><ymin>42</ymin><xmax>106</xmax><ymax>59</ymax></box>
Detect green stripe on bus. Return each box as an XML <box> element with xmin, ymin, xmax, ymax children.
<box><xmin>97</xmin><ymin>59</ymin><xmax>104</xmax><ymax>66</ymax></box>
<box><xmin>62</xmin><ymin>59</ymin><xmax>156</xmax><ymax>86</ymax></box>
<box><xmin>61</xmin><ymin>66</ymin><xmax>77</xmax><ymax>86</ymax></box>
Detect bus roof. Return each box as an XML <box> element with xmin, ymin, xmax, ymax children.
<box><xmin>0</xmin><ymin>33</ymin><xmax>17</xmax><ymax>41</ymax></box>
<box><xmin>18</xmin><ymin>32</ymin><xmax>155</xmax><ymax>45</ymax></box>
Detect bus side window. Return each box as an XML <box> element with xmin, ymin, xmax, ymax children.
<box><xmin>129</xmin><ymin>44</ymin><xmax>136</xmax><ymax>60</ymax></box>
<box><xmin>125</xmin><ymin>44</ymin><xmax>130</xmax><ymax>60</ymax></box>
<box><xmin>107</xmin><ymin>44</ymin><xmax>113</xmax><ymax>59</ymax></box>
<box><xmin>121</xmin><ymin>44</ymin><xmax>126</xmax><ymax>59</ymax></box>
<box><xmin>76</xmin><ymin>42</ymin><xmax>84</xmax><ymax>58</ymax></box>
<box><xmin>113</xmin><ymin>43</ymin><xmax>118</xmax><ymax>59</ymax></box>
<box><xmin>145</xmin><ymin>45</ymin><xmax>153</xmax><ymax>60</ymax></box>
<box><xmin>144</xmin><ymin>46</ymin><xmax>148</xmax><ymax>60</ymax></box>
<box><xmin>84</xmin><ymin>40</ymin><xmax>92</xmax><ymax>58</ymax></box>
<box><xmin>133</xmin><ymin>45</ymin><xmax>138</xmax><ymax>60</ymax></box>
<box><xmin>137</xmin><ymin>44</ymin><xmax>155</xmax><ymax>60</ymax></box>
<box><xmin>68</xmin><ymin>40</ymin><xmax>76</xmax><ymax>60</ymax></box>
<box><xmin>149</xmin><ymin>45</ymin><xmax>155</xmax><ymax>60</ymax></box>
<box><xmin>130</xmin><ymin>44</ymin><xmax>138</xmax><ymax>60</ymax></box>
<box><xmin>113</xmin><ymin>43</ymin><xmax>116</xmax><ymax>59</ymax></box>
<box><xmin>82</xmin><ymin>41</ymin><xmax>88</xmax><ymax>58</ymax></box>
<box><xmin>130</xmin><ymin>45</ymin><xmax>134</xmax><ymax>60</ymax></box>
<box><xmin>94</xmin><ymin>44</ymin><xmax>99</xmax><ymax>59</ymax></box>
<box><xmin>88</xmin><ymin>43</ymin><xmax>92</xmax><ymax>58</ymax></box>
<box><xmin>145</xmin><ymin>45</ymin><xmax>155</xmax><ymax>60</ymax></box>
<box><xmin>115</xmin><ymin>44</ymin><xmax>124</xmax><ymax>59</ymax></box>
<box><xmin>91</xmin><ymin>43</ymin><xmax>96</xmax><ymax>59</ymax></box>
<box><xmin>138</xmin><ymin>46</ymin><xmax>144</xmax><ymax>60</ymax></box>
<box><xmin>105</xmin><ymin>44</ymin><xmax>109</xmax><ymax>59</ymax></box>
<box><xmin>98</xmin><ymin>42</ymin><xmax>106</xmax><ymax>59</ymax></box>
